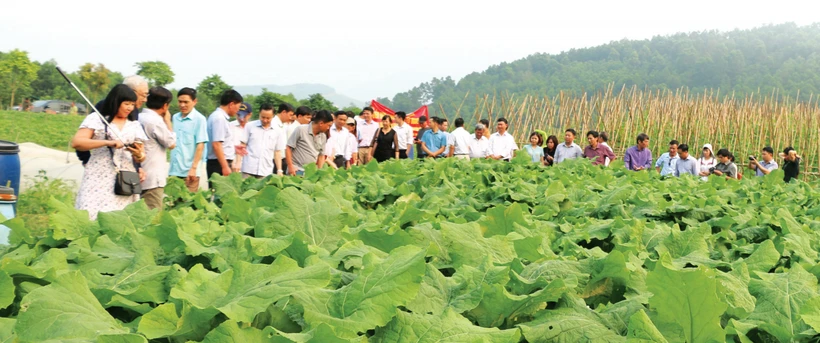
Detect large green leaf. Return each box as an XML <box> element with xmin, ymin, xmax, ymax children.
<box><xmin>15</xmin><ymin>271</ymin><xmax>131</xmax><ymax>342</ymax></box>
<box><xmin>376</xmin><ymin>309</ymin><xmax>520</xmax><ymax>343</ymax></box>
<box><xmin>645</xmin><ymin>255</ymin><xmax>727</xmax><ymax>343</ymax></box>
<box><xmin>440</xmin><ymin>221</ymin><xmax>516</xmax><ymax>267</ymax></box>
<box><xmin>626</xmin><ymin>310</ymin><xmax>667</xmax><ymax>343</ymax></box>
<box><xmin>519</xmin><ymin>296</ymin><xmax>625</xmax><ymax>343</ymax></box>
<box><xmin>269</xmin><ymin>187</ymin><xmax>345</xmax><ymax>251</ymax></box>
<box><xmin>746</xmin><ymin>263</ymin><xmax>819</xmax><ymax>341</ymax></box>
<box><xmin>295</xmin><ymin>245</ymin><xmax>426</xmax><ymax>338</ymax></box>
<box><xmin>0</xmin><ymin>271</ymin><xmax>13</xmax><ymax>310</ymax></box>
<box><xmin>407</xmin><ymin>258</ymin><xmax>506</xmax><ymax>315</ymax></box>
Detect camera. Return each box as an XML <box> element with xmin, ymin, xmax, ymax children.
<box><xmin>709</xmin><ymin>167</ymin><xmax>716</xmax><ymax>174</ymax></box>
<box><xmin>749</xmin><ymin>155</ymin><xmax>756</xmax><ymax>161</ymax></box>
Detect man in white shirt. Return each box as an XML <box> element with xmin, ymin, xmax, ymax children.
<box><xmin>271</xmin><ymin>103</ymin><xmax>295</xmax><ymax>175</ymax></box>
<box><xmin>393</xmin><ymin>111</ymin><xmax>414</xmax><ymax>159</ymax></box>
<box><xmin>323</xmin><ymin>111</ymin><xmax>356</xmax><ymax>169</ymax></box>
<box><xmin>241</xmin><ymin>103</ymin><xmax>286</xmax><ymax>178</ymax></box>
<box><xmin>554</xmin><ymin>128</ymin><xmax>584</xmax><ymax>163</ymax></box>
<box><xmin>356</xmin><ymin>107</ymin><xmax>379</xmax><ymax>165</ymax></box>
<box><xmin>230</xmin><ymin>102</ymin><xmax>251</xmax><ymax>173</ymax></box>
<box><xmin>451</xmin><ymin>118</ymin><xmax>472</xmax><ymax>160</ymax></box>
<box><xmin>468</xmin><ymin>123</ymin><xmax>489</xmax><ymax>160</ymax></box>
<box><xmin>487</xmin><ymin>118</ymin><xmax>518</xmax><ymax>161</ymax></box>
<box><xmin>138</xmin><ymin>87</ymin><xmax>176</xmax><ymax>210</ymax></box>
<box><xmin>207</xmin><ymin>90</ymin><xmax>243</xmax><ymax>187</ymax></box>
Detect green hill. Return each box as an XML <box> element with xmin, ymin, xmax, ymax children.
<box><xmin>381</xmin><ymin>23</ymin><xmax>820</xmax><ymax>114</ymax></box>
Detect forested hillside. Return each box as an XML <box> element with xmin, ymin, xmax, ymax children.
<box><xmin>380</xmin><ymin>23</ymin><xmax>820</xmax><ymax>113</ymax></box>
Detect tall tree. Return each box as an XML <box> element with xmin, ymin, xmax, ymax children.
<box><xmin>195</xmin><ymin>74</ymin><xmax>232</xmax><ymax>115</ymax></box>
<box><xmin>301</xmin><ymin>93</ymin><xmax>338</xmax><ymax>112</ymax></box>
<box><xmin>0</xmin><ymin>49</ymin><xmax>40</xmax><ymax>108</ymax></box>
<box><xmin>77</xmin><ymin>63</ymin><xmax>112</xmax><ymax>103</ymax></box>
<box><xmin>135</xmin><ymin>61</ymin><xmax>175</xmax><ymax>87</ymax></box>
<box><xmin>252</xmin><ymin>88</ymin><xmax>300</xmax><ymax>113</ymax></box>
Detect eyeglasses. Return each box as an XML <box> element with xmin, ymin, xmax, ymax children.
<box><xmin>346</xmin><ymin>123</ymin><xmax>355</xmax><ymax>126</ymax></box>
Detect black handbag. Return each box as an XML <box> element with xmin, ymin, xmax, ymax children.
<box><xmin>106</xmin><ymin>125</ymin><xmax>142</xmax><ymax>196</ymax></box>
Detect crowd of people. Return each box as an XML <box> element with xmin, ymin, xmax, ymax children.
<box><xmin>70</xmin><ymin>79</ymin><xmax>804</xmax><ymax>220</ymax></box>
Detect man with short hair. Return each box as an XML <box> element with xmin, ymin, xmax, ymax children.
<box><xmin>439</xmin><ymin>119</ymin><xmax>455</xmax><ymax>157</ymax></box>
<box><xmin>583</xmin><ymin>130</ymin><xmax>615</xmax><ymax>166</ymax></box>
<box><xmin>655</xmin><ymin>140</ymin><xmax>680</xmax><ymax>176</ymax></box>
<box><xmin>415</xmin><ymin>116</ymin><xmax>431</xmax><ymax>159</ymax></box>
<box><xmin>468</xmin><ymin>123</ymin><xmax>489</xmax><ymax>159</ymax></box>
<box><xmin>598</xmin><ymin>131</ymin><xmax>612</xmax><ymax>166</ymax></box>
<box><xmin>241</xmin><ymin>103</ymin><xmax>286</xmax><ymax>178</ymax></box>
<box><xmin>169</xmin><ymin>87</ymin><xmax>208</xmax><ymax>192</ymax></box>
<box><xmin>207</xmin><ymin>90</ymin><xmax>243</xmax><ymax>186</ymax></box>
<box><xmin>325</xmin><ymin>111</ymin><xmax>356</xmax><ymax>169</ymax></box>
<box><xmin>420</xmin><ymin>117</ymin><xmax>448</xmax><ymax>159</ymax></box>
<box><xmin>286</xmin><ymin>110</ymin><xmax>333</xmax><ymax>176</ymax></box>
<box><xmin>294</xmin><ymin>106</ymin><xmax>313</xmax><ymax>125</ymax></box>
<box><xmin>356</xmin><ymin>107</ymin><xmax>379</xmax><ymax>165</ymax></box>
<box><xmin>750</xmin><ymin>146</ymin><xmax>779</xmax><ymax>176</ymax></box>
<box><xmin>780</xmin><ymin>147</ymin><xmax>801</xmax><ymax>182</ymax></box>
<box><xmin>231</xmin><ymin>102</ymin><xmax>252</xmax><ymax>173</ymax></box>
<box><xmin>138</xmin><ymin>87</ymin><xmax>176</xmax><ymax>210</ymax></box>
<box><xmin>272</xmin><ymin>103</ymin><xmax>295</xmax><ymax>175</ymax></box>
<box><xmin>393</xmin><ymin>112</ymin><xmax>413</xmax><ymax>159</ymax></box>
<box><xmin>555</xmin><ymin>129</ymin><xmax>583</xmax><ymax>163</ymax></box>
<box><xmin>487</xmin><ymin>118</ymin><xmax>518</xmax><ymax>161</ymax></box>
<box><xmin>451</xmin><ymin>118</ymin><xmax>472</xmax><ymax>159</ymax></box>
<box><xmin>624</xmin><ymin>133</ymin><xmax>652</xmax><ymax>171</ymax></box>
<box><xmin>674</xmin><ymin>144</ymin><xmax>698</xmax><ymax>177</ymax></box>
<box><xmin>123</xmin><ymin>75</ymin><xmax>149</xmax><ymax>119</ymax></box>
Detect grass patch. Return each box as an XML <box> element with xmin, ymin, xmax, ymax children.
<box><xmin>0</xmin><ymin>110</ymin><xmax>84</xmax><ymax>151</ymax></box>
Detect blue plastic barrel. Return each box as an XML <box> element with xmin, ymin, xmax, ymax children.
<box><xmin>0</xmin><ymin>141</ymin><xmax>21</xmax><ymax>199</ymax></box>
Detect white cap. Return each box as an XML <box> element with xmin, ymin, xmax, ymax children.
<box><xmin>702</xmin><ymin>143</ymin><xmax>713</xmax><ymax>153</ymax></box>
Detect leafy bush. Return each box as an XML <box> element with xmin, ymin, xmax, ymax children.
<box><xmin>15</xmin><ymin>170</ymin><xmax>76</xmax><ymax>236</ymax></box>
<box><xmin>1</xmin><ymin>156</ymin><xmax>819</xmax><ymax>342</ymax></box>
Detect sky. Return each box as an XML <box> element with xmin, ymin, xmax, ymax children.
<box><xmin>1</xmin><ymin>0</ymin><xmax>816</xmax><ymax>103</ymax></box>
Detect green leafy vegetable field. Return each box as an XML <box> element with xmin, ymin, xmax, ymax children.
<box><xmin>2</xmin><ymin>155</ymin><xmax>820</xmax><ymax>342</ymax></box>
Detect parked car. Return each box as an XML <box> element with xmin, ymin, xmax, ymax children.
<box><xmin>30</xmin><ymin>100</ymin><xmax>86</xmax><ymax>114</ymax></box>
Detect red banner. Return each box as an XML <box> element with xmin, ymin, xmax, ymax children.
<box><xmin>370</xmin><ymin>100</ymin><xmax>428</xmax><ymax>139</ymax></box>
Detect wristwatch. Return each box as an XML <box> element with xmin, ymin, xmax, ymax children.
<box><xmin>277</xmin><ymin>169</ymin><xmax>284</xmax><ymax>173</ymax></box>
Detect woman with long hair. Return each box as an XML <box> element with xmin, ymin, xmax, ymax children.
<box><xmin>71</xmin><ymin>84</ymin><xmax>147</xmax><ymax>220</ymax></box>
<box><xmin>371</xmin><ymin>115</ymin><xmax>399</xmax><ymax>162</ymax></box>
<box><xmin>543</xmin><ymin>135</ymin><xmax>559</xmax><ymax>166</ymax></box>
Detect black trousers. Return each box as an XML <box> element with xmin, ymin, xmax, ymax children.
<box><xmin>276</xmin><ymin>158</ymin><xmax>288</xmax><ymax>175</ymax></box>
<box><xmin>399</xmin><ymin>150</ymin><xmax>408</xmax><ymax>159</ymax></box>
<box><xmin>206</xmin><ymin>159</ymin><xmax>232</xmax><ymax>188</ymax></box>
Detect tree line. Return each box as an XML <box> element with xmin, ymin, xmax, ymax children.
<box><xmin>0</xmin><ymin>52</ymin><xmax>361</xmax><ymax>117</ymax></box>
<box><xmin>378</xmin><ymin>22</ymin><xmax>820</xmax><ymax>116</ymax></box>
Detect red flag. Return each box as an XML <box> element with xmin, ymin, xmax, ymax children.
<box><xmin>370</xmin><ymin>99</ymin><xmax>428</xmax><ymax>139</ymax></box>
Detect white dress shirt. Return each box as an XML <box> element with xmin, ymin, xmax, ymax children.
<box><xmin>393</xmin><ymin>122</ymin><xmax>414</xmax><ymax>150</ymax></box>
<box><xmin>240</xmin><ymin>120</ymin><xmax>287</xmax><ymax>177</ymax></box>
<box><xmin>356</xmin><ymin>118</ymin><xmax>380</xmax><ymax>147</ymax></box>
<box><xmin>468</xmin><ymin>135</ymin><xmax>489</xmax><ymax>158</ymax></box>
<box><xmin>327</xmin><ymin>125</ymin><xmax>355</xmax><ymax>160</ymax></box>
<box><xmin>451</xmin><ymin>127</ymin><xmax>472</xmax><ymax>155</ymax></box>
<box><xmin>272</xmin><ymin>115</ymin><xmax>294</xmax><ymax>142</ymax></box>
<box><xmin>488</xmin><ymin>132</ymin><xmax>519</xmax><ymax>160</ymax></box>
<box><xmin>138</xmin><ymin>108</ymin><xmax>177</xmax><ymax>190</ymax></box>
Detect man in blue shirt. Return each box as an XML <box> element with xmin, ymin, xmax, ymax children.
<box><xmin>420</xmin><ymin>117</ymin><xmax>448</xmax><ymax>158</ymax></box>
<box><xmin>655</xmin><ymin>140</ymin><xmax>680</xmax><ymax>177</ymax></box>
<box><xmin>169</xmin><ymin>88</ymin><xmax>209</xmax><ymax>192</ymax></box>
